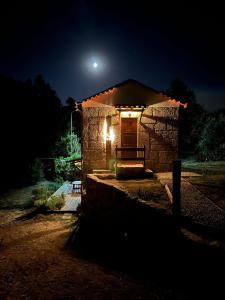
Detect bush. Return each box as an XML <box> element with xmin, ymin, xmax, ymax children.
<box><xmin>46</xmin><ymin>194</ymin><xmax>65</xmax><ymax>210</ymax></box>
<box><xmin>34</xmin><ymin>193</ymin><xmax>65</xmax><ymax>211</ymax></box>
<box><xmin>197</xmin><ymin>115</ymin><xmax>225</xmax><ymax>161</ymax></box>
<box><xmin>54</xmin><ymin>131</ymin><xmax>81</xmax><ymax>158</ymax></box>
<box><xmin>53</xmin><ymin>130</ymin><xmax>81</xmax><ymax>181</ymax></box>
<box><xmin>34</xmin><ymin>198</ymin><xmax>48</xmax><ymax>210</ymax></box>
<box><xmin>32</xmin><ymin>186</ymin><xmax>51</xmax><ymax>200</ymax></box>
<box><xmin>32</xmin><ymin>181</ymin><xmax>64</xmax><ymax>210</ymax></box>
<box><xmin>32</xmin><ymin>181</ymin><xmax>61</xmax><ymax>200</ymax></box>
<box><xmin>30</xmin><ymin>158</ymin><xmax>45</xmax><ymax>183</ymax></box>
<box><xmin>55</xmin><ymin>157</ymin><xmax>80</xmax><ymax>181</ymax></box>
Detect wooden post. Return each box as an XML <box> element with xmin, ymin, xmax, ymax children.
<box><xmin>172</xmin><ymin>159</ymin><xmax>181</xmax><ymax>229</ymax></box>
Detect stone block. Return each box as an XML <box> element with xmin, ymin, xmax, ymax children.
<box><xmin>151</xmin><ymin>144</ymin><xmax>166</xmax><ymax>151</ymax></box>
<box><xmin>152</xmin><ymin>108</ymin><xmax>164</xmax><ymax>117</ymax></box>
<box><xmin>166</xmin><ymin>123</ymin><xmax>173</xmax><ymax>131</ymax></box>
<box><xmin>148</xmin><ymin>160</ymin><xmax>158</xmax><ymax>171</ymax></box>
<box><xmin>157</xmin><ymin>163</ymin><xmax>172</xmax><ymax>172</ymax></box>
<box><xmin>88</xmin><ymin>141</ymin><xmax>103</xmax><ymax>150</ymax></box>
<box><xmin>159</xmin><ymin>151</ymin><xmax>176</xmax><ymax>163</ymax></box>
<box><xmin>88</xmin><ymin>117</ymin><xmax>99</xmax><ymax>125</ymax></box>
<box><xmin>143</xmin><ymin>106</ymin><xmax>153</xmax><ymax>115</ymax></box>
<box><xmin>154</xmin><ymin>122</ymin><xmax>166</xmax><ymax>130</ymax></box>
<box><xmin>85</xmin><ymin>150</ymin><xmax>105</xmax><ymax>160</ymax></box>
<box><xmin>140</xmin><ymin>116</ymin><xmax>156</xmax><ymax>124</ymax></box>
<box><xmin>149</xmin><ymin>151</ymin><xmax>159</xmax><ymax>161</ymax></box>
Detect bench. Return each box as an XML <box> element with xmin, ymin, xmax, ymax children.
<box><xmin>72</xmin><ymin>180</ymin><xmax>82</xmax><ymax>193</ymax></box>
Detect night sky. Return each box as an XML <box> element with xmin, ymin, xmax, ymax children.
<box><xmin>1</xmin><ymin>0</ymin><xmax>225</xmax><ymax>111</ymax></box>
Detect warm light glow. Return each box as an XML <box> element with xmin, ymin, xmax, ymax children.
<box><xmin>103</xmin><ymin>118</ymin><xmax>115</xmax><ymax>142</ymax></box>
<box><xmin>109</xmin><ymin>127</ymin><xmax>115</xmax><ymax>142</ymax></box>
<box><xmin>103</xmin><ymin>119</ymin><xmax>107</xmax><ymax>143</ymax></box>
<box><xmin>168</xmin><ymin>99</ymin><xmax>188</xmax><ymax>108</ymax></box>
<box><xmin>120</xmin><ymin>111</ymin><xmax>141</xmax><ymax>118</ymax></box>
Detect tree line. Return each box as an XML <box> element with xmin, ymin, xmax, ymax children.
<box><xmin>0</xmin><ymin>74</ymin><xmax>80</xmax><ymax>191</ymax></box>
<box><xmin>166</xmin><ymin>79</ymin><xmax>225</xmax><ymax>161</ymax></box>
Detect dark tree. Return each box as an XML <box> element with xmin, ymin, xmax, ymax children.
<box><xmin>165</xmin><ymin>79</ymin><xmax>206</xmax><ymax>156</ymax></box>
<box><xmin>197</xmin><ymin>114</ymin><xmax>225</xmax><ymax>160</ymax></box>
<box><xmin>0</xmin><ymin>74</ymin><xmax>62</xmax><ymax>190</ymax></box>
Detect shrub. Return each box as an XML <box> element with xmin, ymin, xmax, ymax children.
<box><xmin>55</xmin><ymin>157</ymin><xmax>80</xmax><ymax>181</ymax></box>
<box><xmin>197</xmin><ymin>115</ymin><xmax>225</xmax><ymax>161</ymax></box>
<box><xmin>34</xmin><ymin>198</ymin><xmax>48</xmax><ymax>210</ymax></box>
<box><xmin>46</xmin><ymin>194</ymin><xmax>65</xmax><ymax>210</ymax></box>
<box><xmin>54</xmin><ymin>131</ymin><xmax>81</xmax><ymax>158</ymax></box>
<box><xmin>32</xmin><ymin>181</ymin><xmax>61</xmax><ymax>200</ymax></box>
<box><xmin>32</xmin><ymin>181</ymin><xmax>64</xmax><ymax>210</ymax></box>
<box><xmin>32</xmin><ymin>186</ymin><xmax>51</xmax><ymax>200</ymax></box>
<box><xmin>53</xmin><ymin>130</ymin><xmax>81</xmax><ymax>181</ymax></box>
<box><xmin>30</xmin><ymin>158</ymin><xmax>45</xmax><ymax>183</ymax></box>
<box><xmin>34</xmin><ymin>193</ymin><xmax>65</xmax><ymax>211</ymax></box>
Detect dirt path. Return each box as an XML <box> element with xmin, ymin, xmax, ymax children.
<box><xmin>0</xmin><ymin>210</ymin><xmax>174</xmax><ymax>300</ymax></box>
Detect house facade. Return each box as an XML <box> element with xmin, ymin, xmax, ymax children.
<box><xmin>81</xmin><ymin>79</ymin><xmax>186</xmax><ymax>177</ymax></box>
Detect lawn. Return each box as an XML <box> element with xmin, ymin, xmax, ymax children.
<box><xmin>182</xmin><ymin>159</ymin><xmax>225</xmax><ymax>175</ymax></box>
<box><xmin>182</xmin><ymin>159</ymin><xmax>225</xmax><ymax>211</ymax></box>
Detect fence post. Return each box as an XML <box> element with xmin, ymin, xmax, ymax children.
<box><xmin>172</xmin><ymin>159</ymin><xmax>181</xmax><ymax>230</ymax></box>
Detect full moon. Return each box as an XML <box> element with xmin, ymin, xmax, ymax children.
<box><xmin>83</xmin><ymin>54</ymin><xmax>107</xmax><ymax>75</ymax></box>
<box><xmin>93</xmin><ymin>62</ymin><xmax>98</xmax><ymax>68</ymax></box>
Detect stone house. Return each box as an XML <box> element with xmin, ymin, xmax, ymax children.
<box><xmin>81</xmin><ymin>79</ymin><xmax>186</xmax><ymax>177</ymax></box>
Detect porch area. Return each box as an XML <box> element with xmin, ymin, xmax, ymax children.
<box><xmin>50</xmin><ymin>181</ymin><xmax>81</xmax><ymax>212</ymax></box>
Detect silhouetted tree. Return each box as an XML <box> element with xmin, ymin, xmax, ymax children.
<box><xmin>165</xmin><ymin>79</ymin><xmax>206</xmax><ymax>156</ymax></box>
<box><xmin>0</xmin><ymin>74</ymin><xmax>61</xmax><ymax>190</ymax></box>
<box><xmin>66</xmin><ymin>97</ymin><xmax>76</xmax><ymax>109</ymax></box>
<box><xmin>197</xmin><ymin>114</ymin><xmax>225</xmax><ymax>160</ymax></box>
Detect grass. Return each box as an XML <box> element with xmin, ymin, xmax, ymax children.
<box><xmin>182</xmin><ymin>159</ymin><xmax>225</xmax><ymax>175</ymax></box>
<box><xmin>182</xmin><ymin>159</ymin><xmax>225</xmax><ymax>211</ymax></box>
<box><xmin>0</xmin><ymin>180</ymin><xmax>60</xmax><ymax>210</ymax></box>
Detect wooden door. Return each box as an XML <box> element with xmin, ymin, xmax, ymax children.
<box><xmin>121</xmin><ymin>118</ymin><xmax>137</xmax><ymax>158</ymax></box>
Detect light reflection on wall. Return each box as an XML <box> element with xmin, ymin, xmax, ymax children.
<box><xmin>103</xmin><ymin>118</ymin><xmax>115</xmax><ymax>142</ymax></box>
<box><xmin>109</xmin><ymin>127</ymin><xmax>115</xmax><ymax>142</ymax></box>
<box><xmin>103</xmin><ymin>118</ymin><xmax>107</xmax><ymax>143</ymax></box>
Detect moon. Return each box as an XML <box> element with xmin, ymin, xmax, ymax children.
<box><xmin>93</xmin><ymin>62</ymin><xmax>98</xmax><ymax>68</ymax></box>
<box><xmin>82</xmin><ymin>54</ymin><xmax>108</xmax><ymax>75</ymax></box>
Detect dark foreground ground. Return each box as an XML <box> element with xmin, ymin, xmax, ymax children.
<box><xmin>1</xmin><ymin>208</ymin><xmax>225</xmax><ymax>300</ymax></box>
<box><xmin>0</xmin><ymin>209</ymin><xmax>183</xmax><ymax>300</ymax></box>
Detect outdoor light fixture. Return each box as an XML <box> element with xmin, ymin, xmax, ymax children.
<box><xmin>120</xmin><ymin>111</ymin><xmax>141</xmax><ymax>118</ymax></box>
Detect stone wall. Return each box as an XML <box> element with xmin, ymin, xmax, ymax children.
<box><xmin>82</xmin><ymin>102</ymin><xmax>179</xmax><ymax>176</ymax></box>
<box><xmin>82</xmin><ymin>174</ymin><xmax>174</xmax><ymax>238</ymax></box>
<box><xmin>138</xmin><ymin>105</ymin><xmax>179</xmax><ymax>171</ymax></box>
<box><xmin>82</xmin><ymin>105</ymin><xmax>119</xmax><ymax>177</ymax></box>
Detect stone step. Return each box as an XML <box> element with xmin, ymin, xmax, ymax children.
<box><xmin>92</xmin><ymin>169</ymin><xmax>112</xmax><ymax>174</ymax></box>
<box><xmin>116</xmin><ymin>165</ymin><xmax>145</xmax><ymax>179</ymax></box>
